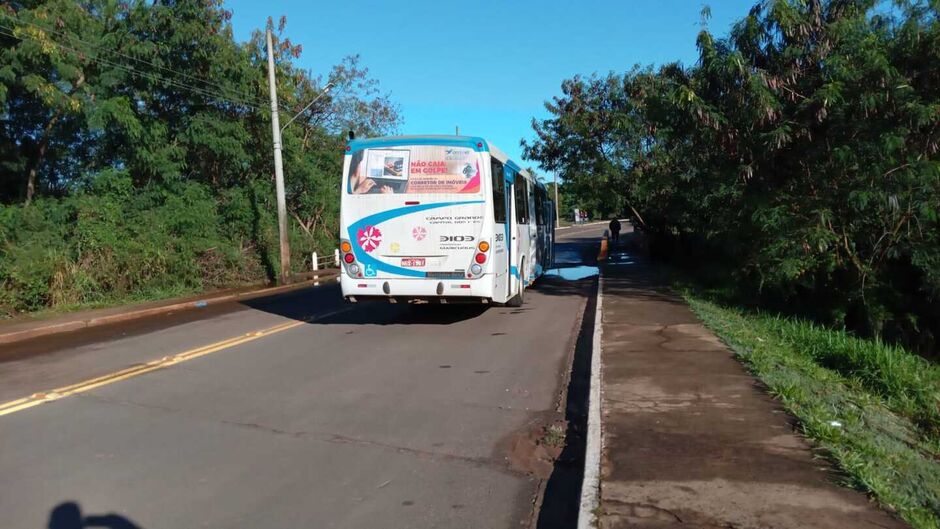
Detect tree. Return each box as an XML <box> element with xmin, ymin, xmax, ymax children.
<box><xmin>0</xmin><ymin>0</ymin><xmax>400</xmax><ymax>315</ymax></box>
<box><xmin>525</xmin><ymin>0</ymin><xmax>940</xmax><ymax>353</ymax></box>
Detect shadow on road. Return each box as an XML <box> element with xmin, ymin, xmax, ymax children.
<box><xmin>316</xmin><ymin>303</ymin><xmax>490</xmax><ymax>325</ymax></box>
<box><xmin>48</xmin><ymin>502</ymin><xmax>142</xmax><ymax>529</ymax></box>
<box><xmin>239</xmin><ymin>283</ymin><xmax>344</xmax><ymax>322</ymax></box>
<box><xmin>239</xmin><ymin>282</ymin><xmax>492</xmax><ymax>326</ymax></box>
<box><xmin>242</xmin><ymin>278</ymin><xmax>600</xmax><ymax>326</ymax></box>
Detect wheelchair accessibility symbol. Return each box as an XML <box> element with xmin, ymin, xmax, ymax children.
<box><xmin>364</xmin><ymin>264</ymin><xmax>377</xmax><ymax>277</ymax></box>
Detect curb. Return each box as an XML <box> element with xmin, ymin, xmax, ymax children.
<box><xmin>577</xmin><ymin>264</ymin><xmax>604</xmax><ymax>528</ymax></box>
<box><xmin>0</xmin><ymin>271</ymin><xmax>339</xmax><ymax>346</ymax></box>
<box><xmin>556</xmin><ymin>220</ymin><xmax>608</xmax><ymax>230</ymax></box>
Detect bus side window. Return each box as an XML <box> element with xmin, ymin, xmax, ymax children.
<box><xmin>514</xmin><ymin>177</ymin><xmax>528</xmax><ymax>224</ymax></box>
<box><xmin>491</xmin><ymin>159</ymin><xmax>506</xmax><ymax>224</ymax></box>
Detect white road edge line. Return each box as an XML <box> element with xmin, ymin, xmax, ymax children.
<box><xmin>578</xmin><ymin>273</ymin><xmax>604</xmax><ymax>528</ymax></box>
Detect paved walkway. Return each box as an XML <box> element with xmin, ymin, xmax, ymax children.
<box><xmin>597</xmin><ymin>242</ymin><xmax>905</xmax><ymax>528</ymax></box>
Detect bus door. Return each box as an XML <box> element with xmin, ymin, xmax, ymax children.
<box><xmin>524</xmin><ymin>180</ymin><xmax>538</xmax><ymax>280</ymax></box>
<box><xmin>510</xmin><ymin>172</ymin><xmax>529</xmax><ymax>296</ymax></box>
<box><xmin>490</xmin><ymin>158</ymin><xmax>510</xmax><ymax>301</ymax></box>
<box><xmin>547</xmin><ymin>200</ymin><xmax>556</xmax><ymax>267</ymax></box>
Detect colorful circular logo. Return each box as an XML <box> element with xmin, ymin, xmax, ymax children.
<box><xmin>357</xmin><ymin>226</ymin><xmax>382</xmax><ymax>253</ymax></box>
<box><xmin>412</xmin><ymin>226</ymin><xmax>427</xmax><ymax>241</ymax></box>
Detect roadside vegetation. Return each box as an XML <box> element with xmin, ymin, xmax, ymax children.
<box><xmin>681</xmin><ymin>291</ymin><xmax>940</xmax><ymax>528</ymax></box>
<box><xmin>0</xmin><ymin>1</ymin><xmax>400</xmax><ymax>317</ymax></box>
<box><xmin>526</xmin><ymin>0</ymin><xmax>939</xmax><ymax>356</ymax></box>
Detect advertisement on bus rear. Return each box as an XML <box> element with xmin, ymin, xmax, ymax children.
<box><xmin>347</xmin><ymin>145</ymin><xmax>482</xmax><ymax>195</ymax></box>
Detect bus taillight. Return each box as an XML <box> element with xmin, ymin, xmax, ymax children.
<box><xmin>474</xmin><ymin>253</ymin><xmax>487</xmax><ymax>264</ymax></box>
<box><xmin>478</xmin><ymin>241</ymin><xmax>490</xmax><ymax>252</ymax></box>
<box><xmin>343</xmin><ymin>253</ymin><xmax>355</xmax><ymax>264</ymax></box>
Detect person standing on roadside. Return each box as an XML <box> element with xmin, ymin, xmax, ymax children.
<box><xmin>609</xmin><ymin>218</ymin><xmax>622</xmax><ymax>245</ymax></box>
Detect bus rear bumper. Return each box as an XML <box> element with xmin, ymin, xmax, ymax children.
<box><xmin>340</xmin><ymin>275</ymin><xmax>494</xmax><ymax>303</ymax></box>
<box><xmin>346</xmin><ymin>295</ymin><xmax>490</xmax><ymax>305</ymax></box>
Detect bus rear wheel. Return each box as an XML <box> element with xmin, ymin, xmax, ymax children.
<box><xmin>506</xmin><ymin>260</ymin><xmax>526</xmax><ymax>307</ymax></box>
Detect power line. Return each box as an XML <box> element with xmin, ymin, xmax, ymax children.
<box><xmin>0</xmin><ymin>33</ymin><xmax>259</xmax><ymax>113</ymax></box>
<box><xmin>0</xmin><ymin>23</ymin><xmax>265</xmax><ymax>111</ymax></box>
<box><xmin>0</xmin><ymin>11</ymin><xmax>274</xmax><ymax>110</ymax></box>
<box><xmin>0</xmin><ymin>23</ymin><xmax>269</xmax><ymax>112</ymax></box>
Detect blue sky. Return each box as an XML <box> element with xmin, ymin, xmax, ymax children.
<box><xmin>226</xmin><ymin>0</ymin><xmax>756</xmax><ymax>175</ymax></box>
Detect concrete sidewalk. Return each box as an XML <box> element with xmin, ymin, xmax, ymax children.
<box><xmin>596</xmin><ymin>246</ymin><xmax>904</xmax><ymax>528</ymax></box>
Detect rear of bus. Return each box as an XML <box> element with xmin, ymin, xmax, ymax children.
<box><xmin>339</xmin><ymin>137</ymin><xmax>495</xmax><ymax>303</ymax></box>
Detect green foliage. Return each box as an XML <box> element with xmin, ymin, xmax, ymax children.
<box><xmin>525</xmin><ymin>0</ymin><xmax>940</xmax><ymax>353</ymax></box>
<box><xmin>766</xmin><ymin>315</ymin><xmax>940</xmax><ymax>435</ymax></box>
<box><xmin>0</xmin><ymin>1</ymin><xmax>400</xmax><ymax>316</ymax></box>
<box><xmin>0</xmin><ymin>171</ymin><xmax>252</xmax><ymax>314</ymax></box>
<box><xmin>685</xmin><ymin>294</ymin><xmax>940</xmax><ymax>529</ymax></box>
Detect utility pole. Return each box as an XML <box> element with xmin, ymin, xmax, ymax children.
<box><xmin>553</xmin><ymin>173</ymin><xmax>560</xmax><ymax>228</ymax></box>
<box><xmin>266</xmin><ymin>28</ymin><xmax>290</xmax><ymax>284</ymax></box>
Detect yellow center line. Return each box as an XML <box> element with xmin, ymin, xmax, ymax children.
<box><xmin>0</xmin><ymin>307</ymin><xmax>352</xmax><ymax>418</ymax></box>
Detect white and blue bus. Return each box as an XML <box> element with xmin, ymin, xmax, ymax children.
<box><xmin>339</xmin><ymin>135</ymin><xmax>554</xmax><ymax>306</ymax></box>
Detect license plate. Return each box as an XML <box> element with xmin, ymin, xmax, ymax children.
<box><xmin>401</xmin><ymin>258</ymin><xmax>425</xmax><ymax>267</ymax></box>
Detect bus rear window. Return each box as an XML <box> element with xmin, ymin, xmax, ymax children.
<box><xmin>347</xmin><ymin>146</ymin><xmax>482</xmax><ymax>195</ymax></box>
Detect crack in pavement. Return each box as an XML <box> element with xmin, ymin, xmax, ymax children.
<box><xmin>603</xmin><ymin>498</ymin><xmax>685</xmax><ymax>523</ymax></box>
<box><xmin>75</xmin><ymin>391</ymin><xmax>528</xmax><ymax>476</ymax></box>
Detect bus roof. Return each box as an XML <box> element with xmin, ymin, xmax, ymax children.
<box><xmin>347</xmin><ymin>135</ymin><xmax>489</xmax><ymax>152</ymax></box>
<box><xmin>346</xmin><ymin>135</ymin><xmax>538</xmax><ymax>184</ymax></box>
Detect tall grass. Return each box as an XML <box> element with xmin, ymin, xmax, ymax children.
<box><xmin>766</xmin><ymin>317</ymin><xmax>940</xmax><ymax>437</ymax></box>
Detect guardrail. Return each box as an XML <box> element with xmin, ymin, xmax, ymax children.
<box><xmin>311</xmin><ymin>249</ymin><xmax>340</xmax><ymax>271</ymax></box>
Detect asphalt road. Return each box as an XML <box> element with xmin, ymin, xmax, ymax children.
<box><xmin>0</xmin><ymin>223</ymin><xmax>607</xmax><ymax>529</ymax></box>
